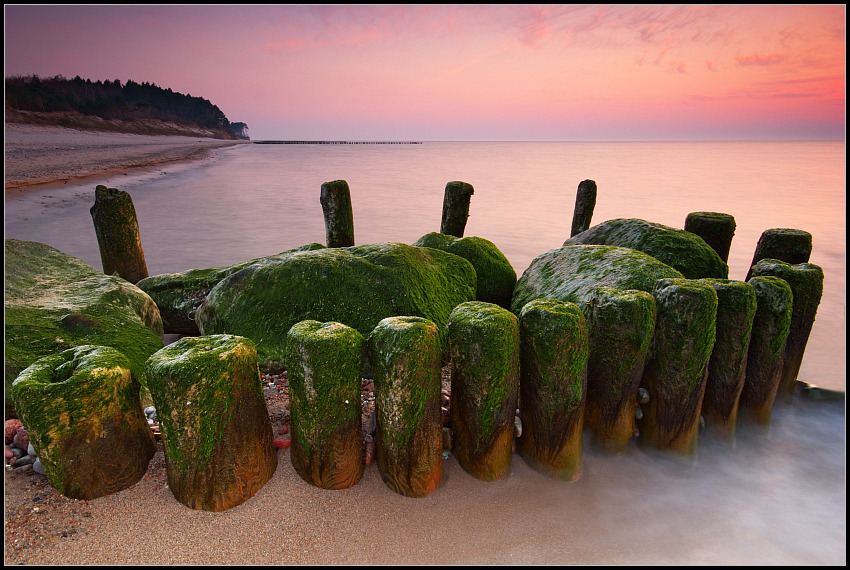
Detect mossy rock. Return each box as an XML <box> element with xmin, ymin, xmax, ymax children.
<box><xmin>136</xmin><ymin>243</ymin><xmax>326</xmax><ymax>335</ymax></box>
<box><xmin>5</xmin><ymin>239</ymin><xmax>164</xmax><ymax>418</ymax></box>
<box><xmin>511</xmin><ymin>244</ymin><xmax>683</xmax><ymax>315</ymax></box>
<box><xmin>414</xmin><ymin>232</ymin><xmax>517</xmax><ymax>308</ymax></box>
<box><xmin>564</xmin><ymin>218</ymin><xmax>729</xmax><ymax>279</ymax></box>
<box><xmin>195</xmin><ymin>242</ymin><xmax>477</xmax><ymax>371</ymax></box>
<box><xmin>90</xmin><ymin>185</ymin><xmax>148</xmax><ymax>284</ymax></box>
<box><xmin>447</xmin><ymin>301</ymin><xmax>520</xmax><ymax>482</ymax></box>
<box><xmin>746</xmin><ymin>228</ymin><xmax>812</xmax><ymax>280</ymax></box>
<box><xmin>11</xmin><ymin>345</ymin><xmax>156</xmax><ymax>500</ymax></box>
<box><xmin>367</xmin><ymin>316</ymin><xmax>443</xmax><ymax>497</ymax></box>
<box><xmin>684</xmin><ymin>212</ymin><xmax>736</xmax><ymax>263</ymax></box>
<box><xmin>144</xmin><ymin>334</ymin><xmax>277</xmax><ymax>511</ymax></box>
<box><xmin>517</xmin><ymin>298</ymin><xmax>588</xmax><ymax>481</ymax></box>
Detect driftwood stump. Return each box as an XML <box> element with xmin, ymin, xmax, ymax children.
<box><xmin>440</xmin><ymin>181</ymin><xmax>474</xmax><ymax>237</ymax></box>
<box><xmin>570</xmin><ymin>179</ymin><xmax>597</xmax><ymax>237</ymax></box>
<box><xmin>320</xmin><ymin>180</ymin><xmax>355</xmax><ymax>247</ymax></box>
<box><xmin>145</xmin><ymin>335</ymin><xmax>277</xmax><ymax>511</ymax></box>
<box><xmin>89</xmin><ymin>185</ymin><xmax>148</xmax><ymax>283</ymax></box>
<box><xmin>745</xmin><ymin>228</ymin><xmax>812</xmax><ymax>280</ymax></box>
<box><xmin>685</xmin><ymin>212</ymin><xmax>736</xmax><ymax>263</ymax></box>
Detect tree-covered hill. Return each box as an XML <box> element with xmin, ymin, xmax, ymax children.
<box><xmin>5</xmin><ymin>74</ymin><xmax>249</xmax><ymax>140</ymax></box>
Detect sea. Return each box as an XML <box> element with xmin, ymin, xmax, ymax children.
<box><xmin>3</xmin><ymin>140</ymin><xmax>846</xmax><ymax>564</ymax></box>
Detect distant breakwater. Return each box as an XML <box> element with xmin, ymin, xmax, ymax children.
<box><xmin>253</xmin><ymin>140</ymin><xmax>421</xmax><ymax>145</ymax></box>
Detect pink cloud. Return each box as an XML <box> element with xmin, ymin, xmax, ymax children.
<box><xmin>735</xmin><ymin>53</ymin><xmax>787</xmax><ymax>67</ymax></box>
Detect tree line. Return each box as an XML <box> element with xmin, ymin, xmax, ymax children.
<box><xmin>5</xmin><ymin>74</ymin><xmax>249</xmax><ymax>139</ymax></box>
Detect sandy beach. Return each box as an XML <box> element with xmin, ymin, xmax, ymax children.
<box><xmin>3</xmin><ymin>126</ymin><xmax>846</xmax><ymax>565</ymax></box>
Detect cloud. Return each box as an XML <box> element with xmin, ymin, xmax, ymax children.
<box><xmin>734</xmin><ymin>53</ymin><xmax>787</xmax><ymax>67</ymax></box>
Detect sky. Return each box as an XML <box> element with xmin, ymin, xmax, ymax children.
<box><xmin>3</xmin><ymin>4</ymin><xmax>846</xmax><ymax>141</ymax></box>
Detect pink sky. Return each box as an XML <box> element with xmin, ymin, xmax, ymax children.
<box><xmin>4</xmin><ymin>5</ymin><xmax>845</xmax><ymax>141</ymax></box>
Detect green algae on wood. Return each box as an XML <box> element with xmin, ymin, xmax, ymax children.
<box><xmin>144</xmin><ymin>334</ymin><xmax>277</xmax><ymax>511</ymax></box>
<box><xmin>367</xmin><ymin>316</ymin><xmax>443</xmax><ymax>497</ymax></box>
<box><xmin>745</xmin><ymin>228</ymin><xmax>812</xmax><ymax>281</ymax></box>
<box><xmin>697</xmin><ymin>279</ymin><xmax>757</xmax><ymax>441</ymax></box>
<box><xmin>738</xmin><ymin>276</ymin><xmax>793</xmax><ymax>425</ymax></box>
<box><xmin>320</xmin><ymin>180</ymin><xmax>355</xmax><ymax>248</ymax></box>
<box><xmin>748</xmin><ymin>259</ymin><xmax>823</xmax><ymax>400</ymax></box>
<box><xmin>447</xmin><ymin>301</ymin><xmax>520</xmax><ymax>482</ymax></box>
<box><xmin>285</xmin><ymin>321</ymin><xmax>365</xmax><ymax>490</ymax></box>
<box><xmin>638</xmin><ymin>278</ymin><xmax>717</xmax><ymax>459</ymax></box>
<box><xmin>570</xmin><ymin>179</ymin><xmax>597</xmax><ymax>237</ymax></box>
<box><xmin>517</xmin><ymin>298</ymin><xmax>588</xmax><ymax>481</ymax></box>
<box><xmin>413</xmin><ymin>232</ymin><xmax>517</xmax><ymax>309</ymax></box>
<box><xmin>582</xmin><ymin>288</ymin><xmax>656</xmax><ymax>454</ymax></box>
<box><xmin>684</xmin><ymin>212</ymin><xmax>736</xmax><ymax>263</ymax></box>
<box><xmin>89</xmin><ymin>185</ymin><xmax>149</xmax><ymax>284</ymax></box>
<box><xmin>11</xmin><ymin>345</ymin><xmax>156</xmax><ymax>500</ymax></box>
<box><xmin>440</xmin><ymin>181</ymin><xmax>475</xmax><ymax>238</ymax></box>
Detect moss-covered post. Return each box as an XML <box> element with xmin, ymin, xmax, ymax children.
<box><xmin>745</xmin><ymin>228</ymin><xmax>812</xmax><ymax>280</ymax></box>
<box><xmin>582</xmin><ymin>288</ymin><xmax>656</xmax><ymax>454</ymax></box>
<box><xmin>570</xmin><ymin>179</ymin><xmax>597</xmax><ymax>237</ymax></box>
<box><xmin>11</xmin><ymin>345</ymin><xmax>156</xmax><ymax>500</ymax></box>
<box><xmin>638</xmin><ymin>278</ymin><xmax>717</xmax><ymax>458</ymax></box>
<box><xmin>144</xmin><ymin>335</ymin><xmax>277</xmax><ymax>511</ymax></box>
<box><xmin>367</xmin><ymin>316</ymin><xmax>443</xmax><ymax>497</ymax></box>
<box><xmin>89</xmin><ymin>185</ymin><xmax>149</xmax><ymax>284</ymax></box>
<box><xmin>285</xmin><ymin>320</ymin><xmax>364</xmax><ymax>490</ymax></box>
<box><xmin>320</xmin><ymin>180</ymin><xmax>355</xmax><ymax>248</ymax></box>
<box><xmin>517</xmin><ymin>299</ymin><xmax>588</xmax><ymax>481</ymax></box>
<box><xmin>698</xmin><ymin>279</ymin><xmax>757</xmax><ymax>440</ymax></box>
<box><xmin>748</xmin><ymin>259</ymin><xmax>823</xmax><ymax>400</ymax></box>
<box><xmin>685</xmin><ymin>212</ymin><xmax>736</xmax><ymax>263</ymax></box>
<box><xmin>440</xmin><ymin>181</ymin><xmax>474</xmax><ymax>237</ymax></box>
<box><xmin>738</xmin><ymin>276</ymin><xmax>793</xmax><ymax>425</ymax></box>
<box><xmin>447</xmin><ymin>301</ymin><xmax>519</xmax><ymax>481</ymax></box>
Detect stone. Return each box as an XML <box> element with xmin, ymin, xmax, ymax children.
<box><xmin>684</xmin><ymin>212</ymin><xmax>736</xmax><ymax>263</ymax></box>
<box><xmin>136</xmin><ymin>243</ymin><xmax>325</xmax><ymax>335</ymax></box>
<box><xmin>285</xmin><ymin>321</ymin><xmax>365</xmax><ymax>490</ymax></box>
<box><xmin>89</xmin><ymin>185</ymin><xmax>148</xmax><ymax>284</ymax></box>
<box><xmin>440</xmin><ymin>181</ymin><xmax>474</xmax><ymax>237</ymax></box>
<box><xmin>511</xmin><ymin>244</ymin><xmax>683</xmax><ymax>315</ymax></box>
<box><xmin>447</xmin><ymin>301</ymin><xmax>520</xmax><ymax>482</ymax></box>
<box><xmin>145</xmin><ymin>334</ymin><xmax>277</xmax><ymax>511</ymax></box>
<box><xmin>5</xmin><ymin>445</ymin><xmax>14</xmax><ymax>461</ymax></box>
<box><xmin>698</xmin><ymin>279</ymin><xmax>757</xmax><ymax>440</ymax></box>
<box><xmin>738</xmin><ymin>276</ymin><xmax>793</xmax><ymax>425</ymax></box>
<box><xmin>274</xmin><ymin>438</ymin><xmax>291</xmax><ymax>450</ymax></box>
<box><xmin>746</xmin><ymin>228</ymin><xmax>812</xmax><ymax>280</ymax></box>
<box><xmin>320</xmin><ymin>180</ymin><xmax>355</xmax><ymax>248</ymax></box>
<box><xmin>570</xmin><ymin>179</ymin><xmax>597</xmax><ymax>237</ymax></box>
<box><xmin>196</xmin><ymin>242</ymin><xmax>477</xmax><ymax>370</ymax></box>
<box><xmin>33</xmin><ymin>458</ymin><xmax>45</xmax><ymax>475</ymax></box>
<box><xmin>5</xmin><ymin>419</ymin><xmax>23</xmax><ymax>445</ymax></box>
<box><xmin>11</xmin><ymin>345</ymin><xmax>156</xmax><ymax>500</ymax></box>
<box><xmin>564</xmin><ymin>218</ymin><xmax>729</xmax><ymax>279</ymax></box>
<box><xmin>638</xmin><ymin>278</ymin><xmax>717</xmax><ymax>459</ymax></box>
<box><xmin>517</xmin><ymin>299</ymin><xmax>588</xmax><ymax>482</ymax></box>
<box><xmin>582</xmin><ymin>288</ymin><xmax>656</xmax><ymax>454</ymax></box>
<box><xmin>368</xmin><ymin>316</ymin><xmax>443</xmax><ymax>497</ymax></box>
<box><xmin>12</xmin><ymin>428</ymin><xmax>29</xmax><ymax>451</ymax></box>
<box><xmin>5</xmin><ymin>239</ymin><xmax>164</xmax><ymax>418</ymax></box>
<box><xmin>413</xmin><ymin>232</ymin><xmax>517</xmax><ymax>309</ymax></box>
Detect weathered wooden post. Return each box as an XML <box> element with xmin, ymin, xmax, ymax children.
<box><xmin>583</xmin><ymin>288</ymin><xmax>656</xmax><ymax>453</ymax></box>
<box><xmin>638</xmin><ymin>278</ymin><xmax>717</xmax><ymax>458</ymax></box>
<box><xmin>11</xmin><ymin>345</ymin><xmax>156</xmax><ymax>500</ymax></box>
<box><xmin>285</xmin><ymin>320</ymin><xmax>364</xmax><ymax>490</ymax></box>
<box><xmin>440</xmin><ymin>181</ymin><xmax>474</xmax><ymax>237</ymax></box>
<box><xmin>447</xmin><ymin>301</ymin><xmax>519</xmax><ymax>481</ymax></box>
<box><xmin>685</xmin><ymin>212</ymin><xmax>736</xmax><ymax>263</ymax></box>
<box><xmin>738</xmin><ymin>276</ymin><xmax>793</xmax><ymax>425</ymax></box>
<box><xmin>570</xmin><ymin>179</ymin><xmax>597</xmax><ymax>237</ymax></box>
<box><xmin>89</xmin><ymin>185</ymin><xmax>148</xmax><ymax>283</ymax></box>
<box><xmin>698</xmin><ymin>279</ymin><xmax>757</xmax><ymax>440</ymax></box>
<box><xmin>745</xmin><ymin>228</ymin><xmax>812</xmax><ymax>280</ymax></box>
<box><xmin>145</xmin><ymin>334</ymin><xmax>277</xmax><ymax>511</ymax></box>
<box><xmin>517</xmin><ymin>298</ymin><xmax>588</xmax><ymax>481</ymax></box>
<box><xmin>367</xmin><ymin>316</ymin><xmax>443</xmax><ymax>497</ymax></box>
<box><xmin>320</xmin><ymin>179</ymin><xmax>355</xmax><ymax>247</ymax></box>
<box><xmin>748</xmin><ymin>259</ymin><xmax>823</xmax><ymax>400</ymax></box>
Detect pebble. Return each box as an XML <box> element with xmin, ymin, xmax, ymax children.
<box><xmin>27</xmin><ymin>443</ymin><xmax>36</xmax><ymax>456</ymax></box>
<box><xmin>4</xmin><ymin>444</ymin><xmax>13</xmax><ymax>460</ymax></box>
<box><xmin>12</xmin><ymin>428</ymin><xmax>30</xmax><ymax>450</ymax></box>
<box><xmin>273</xmin><ymin>438</ymin><xmax>291</xmax><ymax>450</ymax></box>
<box><xmin>32</xmin><ymin>458</ymin><xmax>45</xmax><ymax>475</ymax></box>
<box><xmin>5</xmin><ymin>419</ymin><xmax>23</xmax><ymax>444</ymax></box>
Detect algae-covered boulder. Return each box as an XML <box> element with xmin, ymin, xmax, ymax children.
<box><xmin>5</xmin><ymin>239</ymin><xmax>164</xmax><ymax>417</ymax></box>
<box><xmin>195</xmin><ymin>242</ymin><xmax>477</xmax><ymax>370</ymax></box>
<box><xmin>511</xmin><ymin>245</ymin><xmax>683</xmax><ymax>315</ymax></box>
<box><xmin>136</xmin><ymin>243</ymin><xmax>326</xmax><ymax>335</ymax></box>
<box><xmin>414</xmin><ymin>232</ymin><xmax>517</xmax><ymax>308</ymax></box>
<box><xmin>564</xmin><ymin>218</ymin><xmax>729</xmax><ymax>279</ymax></box>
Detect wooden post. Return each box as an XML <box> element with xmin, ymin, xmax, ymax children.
<box><xmin>738</xmin><ymin>276</ymin><xmax>793</xmax><ymax>425</ymax></box>
<box><xmin>320</xmin><ymin>180</ymin><xmax>355</xmax><ymax>247</ymax></box>
<box><xmin>285</xmin><ymin>320</ymin><xmax>364</xmax><ymax>490</ymax></box>
<box><xmin>745</xmin><ymin>228</ymin><xmax>812</xmax><ymax>280</ymax></box>
<box><xmin>517</xmin><ymin>298</ymin><xmax>588</xmax><ymax>481</ymax></box>
<box><xmin>367</xmin><ymin>316</ymin><xmax>443</xmax><ymax>497</ymax></box>
<box><xmin>685</xmin><ymin>212</ymin><xmax>736</xmax><ymax>263</ymax></box>
<box><xmin>90</xmin><ymin>185</ymin><xmax>148</xmax><ymax>283</ymax></box>
<box><xmin>447</xmin><ymin>301</ymin><xmax>519</xmax><ymax>481</ymax></box>
<box><xmin>440</xmin><ymin>181</ymin><xmax>474</xmax><ymax>237</ymax></box>
<box><xmin>570</xmin><ymin>179</ymin><xmax>597</xmax><ymax>237</ymax></box>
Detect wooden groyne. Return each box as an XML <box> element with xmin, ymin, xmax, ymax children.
<box><xmin>253</xmin><ymin>140</ymin><xmax>422</xmax><ymax>145</ymax></box>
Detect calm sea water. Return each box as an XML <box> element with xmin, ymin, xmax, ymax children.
<box><xmin>5</xmin><ymin>140</ymin><xmax>845</xmax><ymax>391</ymax></box>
